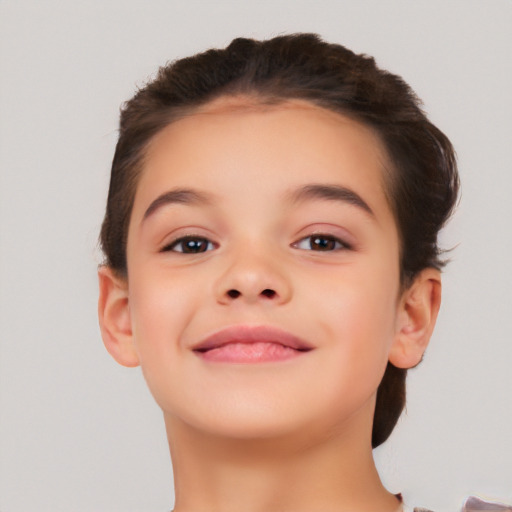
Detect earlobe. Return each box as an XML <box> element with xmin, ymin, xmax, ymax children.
<box><xmin>97</xmin><ymin>266</ymin><xmax>140</xmax><ymax>368</ymax></box>
<box><xmin>389</xmin><ymin>268</ymin><xmax>442</xmax><ymax>369</ymax></box>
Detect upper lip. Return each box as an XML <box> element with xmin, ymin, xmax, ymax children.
<box><xmin>192</xmin><ymin>325</ymin><xmax>314</xmax><ymax>352</ymax></box>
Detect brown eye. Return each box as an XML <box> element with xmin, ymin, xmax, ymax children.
<box><xmin>293</xmin><ymin>234</ymin><xmax>348</xmax><ymax>251</ymax></box>
<box><xmin>164</xmin><ymin>236</ymin><xmax>215</xmax><ymax>254</ymax></box>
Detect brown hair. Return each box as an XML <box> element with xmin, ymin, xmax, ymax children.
<box><xmin>100</xmin><ymin>33</ymin><xmax>459</xmax><ymax>448</ymax></box>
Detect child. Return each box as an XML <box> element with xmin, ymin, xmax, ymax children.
<box><xmin>97</xmin><ymin>34</ymin><xmax>508</xmax><ymax>512</ymax></box>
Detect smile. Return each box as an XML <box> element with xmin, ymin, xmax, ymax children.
<box><xmin>192</xmin><ymin>325</ymin><xmax>314</xmax><ymax>364</ymax></box>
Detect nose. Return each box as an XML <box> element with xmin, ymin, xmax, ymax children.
<box><xmin>214</xmin><ymin>248</ymin><xmax>292</xmax><ymax>306</ymax></box>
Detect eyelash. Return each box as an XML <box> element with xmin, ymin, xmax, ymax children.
<box><xmin>293</xmin><ymin>234</ymin><xmax>352</xmax><ymax>252</ymax></box>
<box><xmin>161</xmin><ymin>234</ymin><xmax>351</xmax><ymax>254</ymax></box>
<box><xmin>162</xmin><ymin>236</ymin><xmax>216</xmax><ymax>254</ymax></box>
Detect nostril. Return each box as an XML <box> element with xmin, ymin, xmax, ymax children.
<box><xmin>261</xmin><ymin>289</ymin><xmax>277</xmax><ymax>299</ymax></box>
<box><xmin>225</xmin><ymin>288</ymin><xmax>277</xmax><ymax>300</ymax></box>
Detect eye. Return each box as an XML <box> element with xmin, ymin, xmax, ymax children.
<box><xmin>163</xmin><ymin>236</ymin><xmax>216</xmax><ymax>254</ymax></box>
<box><xmin>293</xmin><ymin>234</ymin><xmax>350</xmax><ymax>251</ymax></box>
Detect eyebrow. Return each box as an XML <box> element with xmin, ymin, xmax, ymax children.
<box><xmin>288</xmin><ymin>184</ymin><xmax>374</xmax><ymax>217</ymax></box>
<box><xmin>142</xmin><ymin>188</ymin><xmax>213</xmax><ymax>222</ymax></box>
<box><xmin>141</xmin><ymin>183</ymin><xmax>374</xmax><ymax>224</ymax></box>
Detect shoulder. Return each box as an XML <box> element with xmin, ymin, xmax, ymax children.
<box><xmin>406</xmin><ymin>496</ymin><xmax>512</xmax><ymax>512</ymax></box>
<box><xmin>461</xmin><ymin>496</ymin><xmax>512</xmax><ymax>511</ymax></box>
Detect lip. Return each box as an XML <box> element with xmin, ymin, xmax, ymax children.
<box><xmin>192</xmin><ymin>325</ymin><xmax>314</xmax><ymax>353</ymax></box>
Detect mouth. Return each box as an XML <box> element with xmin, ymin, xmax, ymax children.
<box><xmin>192</xmin><ymin>325</ymin><xmax>314</xmax><ymax>363</ymax></box>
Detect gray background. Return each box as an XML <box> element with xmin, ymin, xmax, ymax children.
<box><xmin>1</xmin><ymin>1</ymin><xmax>511</xmax><ymax>511</ymax></box>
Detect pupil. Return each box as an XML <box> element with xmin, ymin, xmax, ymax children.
<box><xmin>312</xmin><ymin>236</ymin><xmax>334</xmax><ymax>250</ymax></box>
<box><xmin>184</xmin><ymin>238</ymin><xmax>206</xmax><ymax>253</ymax></box>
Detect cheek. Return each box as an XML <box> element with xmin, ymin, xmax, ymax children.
<box><xmin>128</xmin><ymin>267</ymin><xmax>197</xmax><ymax>363</ymax></box>
<box><xmin>311</xmin><ymin>293</ymin><xmax>398</xmax><ymax>421</ymax></box>
<box><xmin>310</xmin><ymin>260</ymin><xmax>400</xmax><ymax>367</ymax></box>
<box><xmin>126</xmin><ymin>269</ymin><xmax>198</xmax><ymax>411</ymax></box>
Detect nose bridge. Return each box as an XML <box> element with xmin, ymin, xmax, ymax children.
<box><xmin>214</xmin><ymin>241</ymin><xmax>291</xmax><ymax>304</ymax></box>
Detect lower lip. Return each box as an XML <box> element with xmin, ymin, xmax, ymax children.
<box><xmin>195</xmin><ymin>342</ymin><xmax>308</xmax><ymax>363</ymax></box>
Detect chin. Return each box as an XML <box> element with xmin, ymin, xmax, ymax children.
<box><xmin>169</xmin><ymin>401</ymin><xmax>307</xmax><ymax>442</ymax></box>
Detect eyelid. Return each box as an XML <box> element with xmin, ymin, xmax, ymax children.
<box><xmin>160</xmin><ymin>234</ymin><xmax>218</xmax><ymax>253</ymax></box>
<box><xmin>292</xmin><ymin>223</ymin><xmax>357</xmax><ymax>249</ymax></box>
<box><xmin>292</xmin><ymin>233</ymin><xmax>353</xmax><ymax>251</ymax></box>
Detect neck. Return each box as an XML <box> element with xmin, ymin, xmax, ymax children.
<box><xmin>165</xmin><ymin>410</ymin><xmax>399</xmax><ymax>512</ymax></box>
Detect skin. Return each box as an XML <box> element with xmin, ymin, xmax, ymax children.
<box><xmin>98</xmin><ymin>98</ymin><xmax>441</xmax><ymax>512</ymax></box>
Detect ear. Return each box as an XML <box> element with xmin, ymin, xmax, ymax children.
<box><xmin>97</xmin><ymin>266</ymin><xmax>140</xmax><ymax>367</ymax></box>
<box><xmin>389</xmin><ymin>268</ymin><xmax>442</xmax><ymax>369</ymax></box>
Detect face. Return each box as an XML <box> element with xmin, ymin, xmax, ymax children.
<box><xmin>123</xmin><ymin>99</ymin><xmax>404</xmax><ymax>441</ymax></box>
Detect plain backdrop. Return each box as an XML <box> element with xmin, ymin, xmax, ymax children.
<box><xmin>1</xmin><ymin>1</ymin><xmax>511</xmax><ymax>511</ymax></box>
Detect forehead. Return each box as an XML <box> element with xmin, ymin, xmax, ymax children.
<box><xmin>133</xmin><ymin>98</ymin><xmax>394</xmax><ymax>223</ymax></box>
